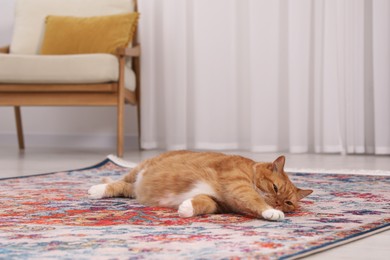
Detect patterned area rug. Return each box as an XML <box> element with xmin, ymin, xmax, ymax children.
<box><xmin>1</xmin><ymin>157</ymin><xmax>389</xmax><ymax>259</ymax></box>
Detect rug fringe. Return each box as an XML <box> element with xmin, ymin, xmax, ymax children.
<box><xmin>107</xmin><ymin>154</ymin><xmax>138</xmax><ymax>168</ymax></box>
<box><xmin>286</xmin><ymin>167</ymin><xmax>390</xmax><ymax>176</ymax></box>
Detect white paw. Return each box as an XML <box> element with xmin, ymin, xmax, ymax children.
<box><xmin>88</xmin><ymin>184</ymin><xmax>108</xmax><ymax>199</ymax></box>
<box><xmin>262</xmin><ymin>208</ymin><xmax>285</xmax><ymax>221</ymax></box>
<box><xmin>178</xmin><ymin>199</ymin><xmax>194</xmax><ymax>218</ymax></box>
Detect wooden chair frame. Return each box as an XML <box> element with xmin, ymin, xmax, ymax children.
<box><xmin>0</xmin><ymin>1</ymin><xmax>141</xmax><ymax>157</ymax></box>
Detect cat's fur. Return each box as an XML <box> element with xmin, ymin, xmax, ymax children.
<box><xmin>88</xmin><ymin>150</ymin><xmax>313</xmax><ymax>221</ymax></box>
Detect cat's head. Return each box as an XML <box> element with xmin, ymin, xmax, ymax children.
<box><xmin>253</xmin><ymin>156</ymin><xmax>313</xmax><ymax>212</ymax></box>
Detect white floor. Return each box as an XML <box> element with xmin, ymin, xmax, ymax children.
<box><xmin>0</xmin><ymin>146</ymin><xmax>389</xmax><ymax>259</ymax></box>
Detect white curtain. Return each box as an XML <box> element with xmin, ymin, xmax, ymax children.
<box><xmin>138</xmin><ymin>0</ymin><xmax>390</xmax><ymax>155</ymax></box>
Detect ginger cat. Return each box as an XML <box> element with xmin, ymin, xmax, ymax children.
<box><xmin>88</xmin><ymin>151</ymin><xmax>313</xmax><ymax>221</ymax></box>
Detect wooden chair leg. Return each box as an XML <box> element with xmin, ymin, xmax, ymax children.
<box><xmin>117</xmin><ymin>104</ymin><xmax>124</xmax><ymax>158</ymax></box>
<box><xmin>117</xmin><ymin>57</ymin><xmax>126</xmax><ymax>158</ymax></box>
<box><xmin>14</xmin><ymin>106</ymin><xmax>25</xmax><ymax>150</ymax></box>
<box><xmin>134</xmin><ymin>55</ymin><xmax>141</xmax><ymax>150</ymax></box>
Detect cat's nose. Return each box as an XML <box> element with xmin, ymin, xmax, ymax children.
<box><xmin>276</xmin><ymin>201</ymin><xmax>284</xmax><ymax>208</ymax></box>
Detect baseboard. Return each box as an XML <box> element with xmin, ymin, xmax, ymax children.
<box><xmin>286</xmin><ymin>167</ymin><xmax>390</xmax><ymax>176</ymax></box>
<box><xmin>0</xmin><ymin>133</ymin><xmax>139</xmax><ymax>149</ymax></box>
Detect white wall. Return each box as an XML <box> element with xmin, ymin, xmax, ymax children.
<box><xmin>0</xmin><ymin>0</ymin><xmax>139</xmax><ymax>149</ymax></box>
<box><xmin>0</xmin><ymin>0</ymin><xmax>15</xmax><ymax>46</ymax></box>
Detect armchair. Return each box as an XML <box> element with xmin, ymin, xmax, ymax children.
<box><xmin>0</xmin><ymin>0</ymin><xmax>141</xmax><ymax>157</ymax></box>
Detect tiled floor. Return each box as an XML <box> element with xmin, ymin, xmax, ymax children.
<box><xmin>1</xmin><ymin>146</ymin><xmax>389</xmax><ymax>259</ymax></box>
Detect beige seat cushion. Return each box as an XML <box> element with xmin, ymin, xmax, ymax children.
<box><xmin>0</xmin><ymin>54</ymin><xmax>136</xmax><ymax>91</ymax></box>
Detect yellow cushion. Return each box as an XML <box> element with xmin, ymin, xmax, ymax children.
<box><xmin>40</xmin><ymin>12</ymin><xmax>139</xmax><ymax>55</ymax></box>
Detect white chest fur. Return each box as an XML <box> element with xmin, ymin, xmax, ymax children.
<box><xmin>157</xmin><ymin>181</ymin><xmax>218</xmax><ymax>208</ymax></box>
<box><xmin>133</xmin><ymin>169</ymin><xmax>218</xmax><ymax>208</ymax></box>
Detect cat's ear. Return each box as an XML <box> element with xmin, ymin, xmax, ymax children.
<box><xmin>297</xmin><ymin>188</ymin><xmax>313</xmax><ymax>200</ymax></box>
<box><xmin>272</xmin><ymin>155</ymin><xmax>285</xmax><ymax>174</ymax></box>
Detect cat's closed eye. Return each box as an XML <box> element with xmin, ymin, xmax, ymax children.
<box><xmin>273</xmin><ymin>184</ymin><xmax>278</xmax><ymax>193</ymax></box>
<box><xmin>285</xmin><ymin>201</ymin><xmax>293</xmax><ymax>206</ymax></box>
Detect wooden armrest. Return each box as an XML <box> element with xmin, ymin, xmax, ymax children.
<box><xmin>0</xmin><ymin>46</ymin><xmax>10</xmax><ymax>53</ymax></box>
<box><xmin>116</xmin><ymin>45</ymin><xmax>140</xmax><ymax>57</ymax></box>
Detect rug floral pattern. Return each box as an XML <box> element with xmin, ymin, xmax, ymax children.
<box><xmin>0</xmin><ymin>159</ymin><xmax>389</xmax><ymax>259</ymax></box>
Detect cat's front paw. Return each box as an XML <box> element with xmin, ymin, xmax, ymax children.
<box><xmin>262</xmin><ymin>208</ymin><xmax>285</xmax><ymax>221</ymax></box>
<box><xmin>88</xmin><ymin>184</ymin><xmax>108</xmax><ymax>199</ymax></box>
<box><xmin>178</xmin><ymin>199</ymin><xmax>194</xmax><ymax>218</ymax></box>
